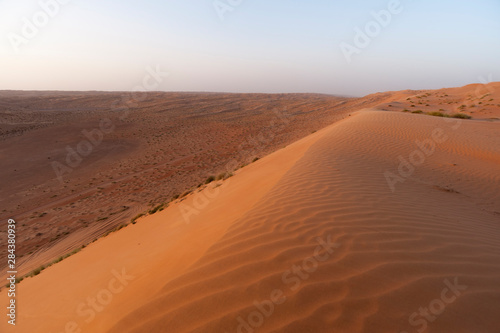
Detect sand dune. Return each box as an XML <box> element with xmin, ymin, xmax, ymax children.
<box><xmin>2</xmin><ymin>110</ymin><xmax>500</xmax><ymax>333</ymax></box>
<box><xmin>3</xmin><ymin>83</ymin><xmax>499</xmax><ymax>280</ymax></box>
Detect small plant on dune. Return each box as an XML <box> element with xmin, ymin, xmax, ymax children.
<box><xmin>205</xmin><ymin>175</ymin><xmax>216</xmax><ymax>184</ymax></box>
<box><xmin>131</xmin><ymin>213</ymin><xmax>145</xmax><ymax>223</ymax></box>
<box><xmin>115</xmin><ymin>224</ymin><xmax>127</xmax><ymax>231</ymax></box>
<box><xmin>451</xmin><ymin>113</ymin><xmax>472</xmax><ymax>119</ymax></box>
<box><xmin>252</xmin><ymin>157</ymin><xmax>260</xmax><ymax>163</ymax></box>
<box><xmin>402</xmin><ymin>109</ymin><xmax>410</xmax><ymax>112</ymax></box>
<box><xmin>31</xmin><ymin>267</ymin><xmax>43</xmax><ymax>277</ymax></box>
<box><xmin>180</xmin><ymin>190</ymin><xmax>192</xmax><ymax>198</ymax></box>
<box><xmin>54</xmin><ymin>256</ymin><xmax>63</xmax><ymax>264</ymax></box>
<box><xmin>149</xmin><ymin>204</ymin><xmax>163</xmax><ymax>214</ymax></box>
<box><xmin>427</xmin><ymin>111</ymin><xmax>449</xmax><ymax>117</ymax></box>
<box><xmin>412</xmin><ymin>110</ymin><xmax>423</xmax><ymax>114</ymax></box>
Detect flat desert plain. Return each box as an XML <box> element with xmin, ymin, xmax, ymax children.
<box><xmin>1</xmin><ymin>82</ymin><xmax>500</xmax><ymax>333</ymax></box>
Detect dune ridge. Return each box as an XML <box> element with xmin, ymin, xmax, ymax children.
<box><xmin>107</xmin><ymin>111</ymin><xmax>500</xmax><ymax>333</ymax></box>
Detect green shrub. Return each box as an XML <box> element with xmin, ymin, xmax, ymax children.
<box><xmin>180</xmin><ymin>190</ymin><xmax>192</xmax><ymax>198</ymax></box>
<box><xmin>427</xmin><ymin>112</ymin><xmax>449</xmax><ymax>117</ymax></box>
<box><xmin>150</xmin><ymin>203</ymin><xmax>166</xmax><ymax>214</ymax></box>
<box><xmin>131</xmin><ymin>213</ymin><xmax>145</xmax><ymax>223</ymax></box>
<box><xmin>451</xmin><ymin>113</ymin><xmax>472</xmax><ymax>119</ymax></box>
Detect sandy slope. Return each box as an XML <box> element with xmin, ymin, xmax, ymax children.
<box><xmin>374</xmin><ymin>82</ymin><xmax>500</xmax><ymax>119</ymax></box>
<box><xmin>2</xmin><ymin>110</ymin><xmax>500</xmax><ymax>333</ymax></box>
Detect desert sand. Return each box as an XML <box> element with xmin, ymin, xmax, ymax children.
<box><xmin>1</xmin><ymin>83</ymin><xmax>499</xmax><ymax>279</ymax></box>
<box><xmin>1</xmin><ymin>96</ymin><xmax>499</xmax><ymax>332</ymax></box>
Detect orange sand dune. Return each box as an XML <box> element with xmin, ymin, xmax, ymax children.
<box><xmin>2</xmin><ymin>110</ymin><xmax>500</xmax><ymax>333</ymax></box>
<box><xmin>375</xmin><ymin>82</ymin><xmax>500</xmax><ymax>119</ymax></box>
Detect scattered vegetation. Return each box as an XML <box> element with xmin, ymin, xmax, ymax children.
<box><xmin>412</xmin><ymin>110</ymin><xmax>423</xmax><ymax>114</ymax></box>
<box><xmin>149</xmin><ymin>204</ymin><xmax>162</xmax><ymax>214</ymax></box>
<box><xmin>3</xmin><ymin>244</ymin><xmax>90</xmax><ymax>289</ymax></box>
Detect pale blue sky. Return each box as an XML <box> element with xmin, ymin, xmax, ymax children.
<box><xmin>0</xmin><ymin>0</ymin><xmax>499</xmax><ymax>96</ymax></box>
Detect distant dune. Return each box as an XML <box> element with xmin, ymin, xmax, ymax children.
<box><xmin>2</xmin><ymin>95</ymin><xmax>499</xmax><ymax>332</ymax></box>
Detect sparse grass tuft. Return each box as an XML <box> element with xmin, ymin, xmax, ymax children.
<box><xmin>149</xmin><ymin>203</ymin><xmax>166</xmax><ymax>214</ymax></box>
<box><xmin>131</xmin><ymin>213</ymin><xmax>145</xmax><ymax>223</ymax></box>
<box><xmin>427</xmin><ymin>111</ymin><xmax>448</xmax><ymax>117</ymax></box>
<box><xmin>451</xmin><ymin>113</ymin><xmax>472</xmax><ymax>119</ymax></box>
<box><xmin>412</xmin><ymin>110</ymin><xmax>423</xmax><ymax>114</ymax></box>
<box><xmin>180</xmin><ymin>190</ymin><xmax>192</xmax><ymax>198</ymax></box>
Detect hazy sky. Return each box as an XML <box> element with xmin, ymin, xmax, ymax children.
<box><xmin>0</xmin><ymin>0</ymin><xmax>499</xmax><ymax>96</ymax></box>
